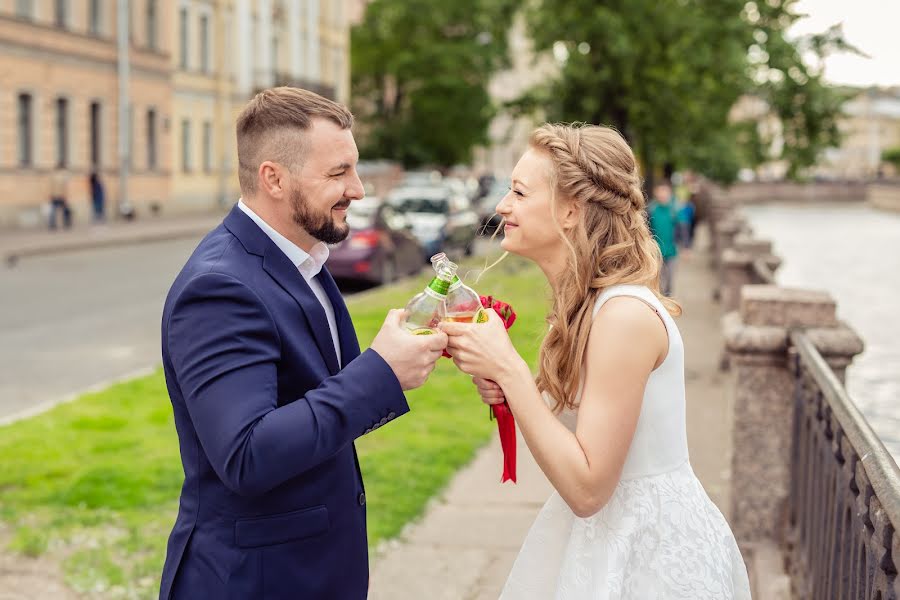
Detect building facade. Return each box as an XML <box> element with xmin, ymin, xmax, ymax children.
<box><xmin>0</xmin><ymin>0</ymin><xmax>173</xmax><ymax>227</ymax></box>
<box><xmin>816</xmin><ymin>87</ymin><xmax>900</xmax><ymax>180</ymax></box>
<box><xmin>0</xmin><ymin>0</ymin><xmax>350</xmax><ymax>228</ymax></box>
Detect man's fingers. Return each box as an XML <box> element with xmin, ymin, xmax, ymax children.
<box><xmin>385</xmin><ymin>308</ymin><xmax>407</xmax><ymax>327</ymax></box>
<box><xmin>420</xmin><ymin>330</ymin><xmax>448</xmax><ymax>351</ymax></box>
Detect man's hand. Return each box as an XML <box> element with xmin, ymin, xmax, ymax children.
<box><xmin>370</xmin><ymin>310</ymin><xmax>448</xmax><ymax>391</ymax></box>
<box><xmin>472</xmin><ymin>376</ymin><xmax>506</xmax><ymax>406</ymax></box>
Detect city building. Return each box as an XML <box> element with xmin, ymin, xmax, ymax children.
<box><xmin>0</xmin><ymin>0</ymin><xmax>173</xmax><ymax>227</ymax></box>
<box><xmin>0</xmin><ymin>0</ymin><xmax>350</xmax><ymax>228</ymax></box>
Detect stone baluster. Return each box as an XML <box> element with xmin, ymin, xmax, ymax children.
<box><xmin>720</xmin><ymin>235</ymin><xmax>783</xmax><ymax>312</ymax></box>
<box><xmin>723</xmin><ymin>285</ymin><xmax>863</xmax><ymax>550</ymax></box>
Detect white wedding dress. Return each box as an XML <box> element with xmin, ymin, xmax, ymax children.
<box><xmin>500</xmin><ymin>285</ymin><xmax>752</xmax><ymax>600</ymax></box>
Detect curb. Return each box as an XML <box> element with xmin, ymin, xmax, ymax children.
<box><xmin>3</xmin><ymin>223</ymin><xmax>218</xmax><ymax>266</ymax></box>
<box><xmin>0</xmin><ymin>365</ymin><xmax>158</xmax><ymax>428</ymax></box>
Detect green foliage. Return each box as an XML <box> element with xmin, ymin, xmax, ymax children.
<box><xmin>743</xmin><ymin>3</ymin><xmax>860</xmax><ymax>178</ymax></box>
<box><xmin>883</xmin><ymin>147</ymin><xmax>900</xmax><ymax>169</ymax></box>
<box><xmin>523</xmin><ymin>0</ymin><xmax>750</xmax><ymax>182</ymax></box>
<box><xmin>351</xmin><ymin>0</ymin><xmax>518</xmax><ymax>168</ymax></box>
<box><xmin>520</xmin><ymin>0</ymin><xmax>859</xmax><ymax>182</ymax></box>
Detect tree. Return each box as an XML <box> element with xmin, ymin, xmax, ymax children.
<box><xmin>351</xmin><ymin>0</ymin><xmax>518</xmax><ymax>168</ymax></box>
<box><xmin>881</xmin><ymin>147</ymin><xmax>900</xmax><ymax>172</ymax></box>
<box><xmin>519</xmin><ymin>0</ymin><xmax>858</xmax><ymax>183</ymax></box>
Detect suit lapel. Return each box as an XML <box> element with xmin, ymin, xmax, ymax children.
<box><xmin>223</xmin><ymin>204</ymin><xmax>349</xmax><ymax>374</ymax></box>
<box><xmin>317</xmin><ymin>267</ymin><xmax>361</xmax><ymax>367</ymax></box>
<box><xmin>262</xmin><ymin>250</ymin><xmax>341</xmax><ymax>375</ymax></box>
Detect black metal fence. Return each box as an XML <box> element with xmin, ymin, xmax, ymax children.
<box><xmin>788</xmin><ymin>332</ymin><xmax>900</xmax><ymax>599</ymax></box>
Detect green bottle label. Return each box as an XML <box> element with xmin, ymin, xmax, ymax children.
<box><xmin>428</xmin><ymin>276</ymin><xmax>451</xmax><ymax>296</ymax></box>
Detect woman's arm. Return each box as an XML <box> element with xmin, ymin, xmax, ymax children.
<box><xmin>494</xmin><ymin>297</ymin><xmax>667</xmax><ymax>517</ymax></box>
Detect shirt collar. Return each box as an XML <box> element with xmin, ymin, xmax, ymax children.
<box><xmin>237</xmin><ymin>199</ymin><xmax>330</xmax><ymax>280</ymax></box>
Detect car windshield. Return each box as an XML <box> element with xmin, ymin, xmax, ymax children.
<box><xmin>392</xmin><ymin>197</ymin><xmax>449</xmax><ymax>214</ymax></box>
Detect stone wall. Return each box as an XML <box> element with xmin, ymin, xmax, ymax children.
<box><xmin>868</xmin><ymin>182</ymin><xmax>900</xmax><ymax>213</ymax></box>
<box><xmin>723</xmin><ymin>181</ymin><xmax>868</xmax><ymax>204</ymax></box>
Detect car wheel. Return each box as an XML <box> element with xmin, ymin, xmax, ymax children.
<box><xmin>380</xmin><ymin>259</ymin><xmax>397</xmax><ymax>285</ymax></box>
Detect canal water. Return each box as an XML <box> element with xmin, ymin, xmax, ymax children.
<box><xmin>743</xmin><ymin>202</ymin><xmax>900</xmax><ymax>462</ymax></box>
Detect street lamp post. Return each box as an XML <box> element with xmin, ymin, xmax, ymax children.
<box><xmin>117</xmin><ymin>0</ymin><xmax>132</xmax><ymax>219</ymax></box>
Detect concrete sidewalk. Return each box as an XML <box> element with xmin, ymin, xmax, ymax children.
<box><xmin>368</xmin><ymin>231</ymin><xmax>735</xmax><ymax>599</ymax></box>
<box><xmin>1</xmin><ymin>212</ymin><xmax>226</xmax><ymax>265</ymax></box>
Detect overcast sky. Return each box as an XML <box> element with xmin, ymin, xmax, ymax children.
<box><xmin>790</xmin><ymin>0</ymin><xmax>900</xmax><ymax>87</ymax></box>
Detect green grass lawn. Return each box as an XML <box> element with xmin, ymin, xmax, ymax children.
<box><xmin>0</xmin><ymin>254</ymin><xmax>548</xmax><ymax>598</ymax></box>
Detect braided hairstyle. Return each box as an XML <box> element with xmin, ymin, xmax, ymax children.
<box><xmin>530</xmin><ymin>123</ymin><xmax>681</xmax><ymax>412</ymax></box>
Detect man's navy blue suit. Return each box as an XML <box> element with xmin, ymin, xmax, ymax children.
<box><xmin>158</xmin><ymin>205</ymin><xmax>409</xmax><ymax>599</ymax></box>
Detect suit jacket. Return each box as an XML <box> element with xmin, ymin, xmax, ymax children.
<box><xmin>158</xmin><ymin>205</ymin><xmax>409</xmax><ymax>599</ymax></box>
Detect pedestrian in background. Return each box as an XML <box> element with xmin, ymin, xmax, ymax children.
<box><xmin>48</xmin><ymin>168</ymin><xmax>72</xmax><ymax>230</ymax></box>
<box><xmin>676</xmin><ymin>194</ymin><xmax>696</xmax><ymax>250</ymax></box>
<box><xmin>648</xmin><ymin>180</ymin><xmax>678</xmax><ymax>295</ymax></box>
<box><xmin>89</xmin><ymin>171</ymin><xmax>106</xmax><ymax>224</ymax></box>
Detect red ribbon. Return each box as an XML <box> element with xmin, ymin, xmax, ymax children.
<box><xmin>441</xmin><ymin>295</ymin><xmax>518</xmax><ymax>483</ymax></box>
<box><xmin>491</xmin><ymin>401</ymin><xmax>517</xmax><ymax>483</ymax></box>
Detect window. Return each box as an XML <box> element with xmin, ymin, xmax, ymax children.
<box><xmin>90</xmin><ymin>101</ymin><xmax>102</xmax><ymax>167</ymax></box>
<box><xmin>17</xmin><ymin>93</ymin><xmax>33</xmax><ymax>167</ymax></box>
<box><xmin>56</xmin><ymin>98</ymin><xmax>69</xmax><ymax>168</ymax></box>
<box><xmin>179</xmin><ymin>8</ymin><xmax>189</xmax><ymax>69</ymax></box>
<box><xmin>147</xmin><ymin>109</ymin><xmax>157</xmax><ymax>170</ymax></box>
<box><xmin>16</xmin><ymin>0</ymin><xmax>33</xmax><ymax>20</ymax></box>
<box><xmin>181</xmin><ymin>119</ymin><xmax>192</xmax><ymax>172</ymax></box>
<box><xmin>203</xmin><ymin>121</ymin><xmax>213</xmax><ymax>173</ymax></box>
<box><xmin>146</xmin><ymin>1</ymin><xmax>157</xmax><ymax>50</ymax></box>
<box><xmin>55</xmin><ymin>0</ymin><xmax>68</xmax><ymax>28</ymax></box>
<box><xmin>89</xmin><ymin>0</ymin><xmax>102</xmax><ymax>35</ymax></box>
<box><xmin>199</xmin><ymin>14</ymin><xmax>210</xmax><ymax>73</ymax></box>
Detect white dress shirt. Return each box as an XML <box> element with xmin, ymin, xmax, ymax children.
<box><xmin>238</xmin><ymin>199</ymin><xmax>342</xmax><ymax>366</ymax></box>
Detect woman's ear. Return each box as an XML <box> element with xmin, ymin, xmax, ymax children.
<box><xmin>560</xmin><ymin>198</ymin><xmax>582</xmax><ymax>231</ymax></box>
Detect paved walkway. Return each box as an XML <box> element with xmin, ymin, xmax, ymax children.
<box><xmin>1</xmin><ymin>212</ymin><xmax>225</xmax><ymax>265</ymax></box>
<box><xmin>369</xmin><ymin>231</ymin><xmax>736</xmax><ymax>599</ymax></box>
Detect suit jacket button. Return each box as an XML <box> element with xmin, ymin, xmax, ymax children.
<box><xmin>379</xmin><ymin>417</ymin><xmax>388</xmax><ymax>425</ymax></box>
<box><xmin>358</xmin><ymin>492</ymin><xmax>366</xmax><ymax>506</ymax></box>
<box><xmin>387</xmin><ymin>412</ymin><xmax>396</xmax><ymax>420</ymax></box>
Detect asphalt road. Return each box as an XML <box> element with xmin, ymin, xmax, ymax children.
<box><xmin>0</xmin><ymin>237</ymin><xmax>205</xmax><ymax>421</ymax></box>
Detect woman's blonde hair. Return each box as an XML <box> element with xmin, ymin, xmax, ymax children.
<box><xmin>529</xmin><ymin>123</ymin><xmax>681</xmax><ymax>412</ymax></box>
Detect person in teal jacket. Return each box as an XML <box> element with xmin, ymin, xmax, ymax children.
<box><xmin>648</xmin><ymin>181</ymin><xmax>678</xmax><ymax>295</ymax></box>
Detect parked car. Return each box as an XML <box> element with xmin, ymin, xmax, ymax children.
<box><xmin>387</xmin><ymin>186</ymin><xmax>480</xmax><ymax>260</ymax></box>
<box><xmin>326</xmin><ymin>197</ymin><xmax>424</xmax><ymax>285</ymax></box>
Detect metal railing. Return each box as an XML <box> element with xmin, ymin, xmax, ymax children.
<box><xmin>788</xmin><ymin>332</ymin><xmax>900</xmax><ymax>599</ymax></box>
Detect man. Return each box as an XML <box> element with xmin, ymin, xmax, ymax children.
<box><xmin>158</xmin><ymin>87</ymin><xmax>448</xmax><ymax>599</ymax></box>
<box><xmin>648</xmin><ymin>181</ymin><xmax>678</xmax><ymax>296</ymax></box>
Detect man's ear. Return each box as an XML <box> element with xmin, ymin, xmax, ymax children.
<box><xmin>258</xmin><ymin>161</ymin><xmax>286</xmax><ymax>199</ymax></box>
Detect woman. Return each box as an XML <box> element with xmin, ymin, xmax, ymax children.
<box><xmin>440</xmin><ymin>123</ymin><xmax>751</xmax><ymax>599</ymax></box>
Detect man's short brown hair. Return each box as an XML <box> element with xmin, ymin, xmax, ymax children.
<box><xmin>236</xmin><ymin>87</ymin><xmax>354</xmax><ymax>194</ymax></box>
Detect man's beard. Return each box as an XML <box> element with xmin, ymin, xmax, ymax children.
<box><xmin>290</xmin><ymin>186</ymin><xmax>350</xmax><ymax>245</ymax></box>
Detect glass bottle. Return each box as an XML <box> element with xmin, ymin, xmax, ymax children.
<box><xmin>403</xmin><ymin>258</ymin><xmax>457</xmax><ymax>334</ymax></box>
<box><xmin>432</xmin><ymin>253</ymin><xmax>487</xmax><ymax>324</ymax></box>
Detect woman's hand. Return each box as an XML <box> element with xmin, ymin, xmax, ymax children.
<box><xmin>473</xmin><ymin>376</ymin><xmax>506</xmax><ymax>406</ymax></box>
<box><xmin>438</xmin><ymin>308</ymin><xmax>522</xmax><ymax>382</ymax></box>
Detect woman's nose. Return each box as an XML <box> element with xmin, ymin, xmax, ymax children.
<box><xmin>495</xmin><ymin>192</ymin><xmax>513</xmax><ymax>216</ymax></box>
